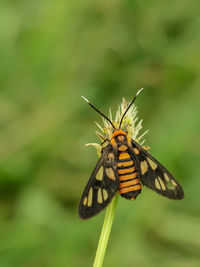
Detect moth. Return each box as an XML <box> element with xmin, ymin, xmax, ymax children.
<box><xmin>79</xmin><ymin>89</ymin><xmax>184</xmax><ymax>219</ymax></box>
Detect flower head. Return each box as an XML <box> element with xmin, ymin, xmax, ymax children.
<box><xmin>86</xmin><ymin>98</ymin><xmax>148</xmax><ymax>155</ymax></box>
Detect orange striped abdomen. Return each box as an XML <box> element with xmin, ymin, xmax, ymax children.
<box><xmin>117</xmin><ymin>151</ymin><xmax>142</xmax><ymax>200</ymax></box>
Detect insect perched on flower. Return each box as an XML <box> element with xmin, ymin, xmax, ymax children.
<box><xmin>79</xmin><ymin>89</ymin><xmax>184</xmax><ymax>219</ymax></box>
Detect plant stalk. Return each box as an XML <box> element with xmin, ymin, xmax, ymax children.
<box><xmin>93</xmin><ymin>193</ymin><xmax>119</xmax><ymax>267</ymax></box>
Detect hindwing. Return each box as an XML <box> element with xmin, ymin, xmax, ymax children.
<box><xmin>129</xmin><ymin>140</ymin><xmax>184</xmax><ymax>199</ymax></box>
<box><xmin>79</xmin><ymin>144</ymin><xmax>119</xmax><ymax>219</ymax></box>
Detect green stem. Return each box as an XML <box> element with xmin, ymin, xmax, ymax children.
<box><xmin>93</xmin><ymin>193</ymin><xmax>119</xmax><ymax>267</ymax></box>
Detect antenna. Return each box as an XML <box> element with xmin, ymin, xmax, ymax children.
<box><xmin>82</xmin><ymin>96</ymin><xmax>116</xmax><ymax>129</ymax></box>
<box><xmin>119</xmin><ymin>88</ymin><xmax>144</xmax><ymax>129</ymax></box>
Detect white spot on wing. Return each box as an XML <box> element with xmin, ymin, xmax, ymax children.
<box><xmin>96</xmin><ymin>166</ymin><xmax>103</xmax><ymax>181</ymax></box>
<box><xmin>87</xmin><ymin>187</ymin><xmax>93</xmax><ymax>206</ymax></box>
<box><xmin>83</xmin><ymin>197</ymin><xmax>87</xmax><ymax>206</ymax></box>
<box><xmin>164</xmin><ymin>173</ymin><xmax>170</xmax><ymax>183</ymax></box>
<box><xmin>97</xmin><ymin>189</ymin><xmax>103</xmax><ymax>204</ymax></box>
<box><xmin>158</xmin><ymin>176</ymin><xmax>166</xmax><ymax>191</ymax></box>
<box><xmin>171</xmin><ymin>179</ymin><xmax>177</xmax><ymax>187</ymax></box>
<box><xmin>147</xmin><ymin>157</ymin><xmax>157</xmax><ymax>170</ymax></box>
<box><xmin>105</xmin><ymin>168</ymin><xmax>116</xmax><ymax>180</ymax></box>
<box><xmin>103</xmin><ymin>189</ymin><xmax>108</xmax><ymax>201</ymax></box>
<box><xmin>155</xmin><ymin>178</ymin><xmax>161</xmax><ymax>190</ymax></box>
<box><xmin>140</xmin><ymin>160</ymin><xmax>148</xmax><ymax>175</ymax></box>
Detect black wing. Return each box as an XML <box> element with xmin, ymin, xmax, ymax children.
<box><xmin>79</xmin><ymin>144</ymin><xmax>119</xmax><ymax>219</ymax></box>
<box><xmin>129</xmin><ymin>140</ymin><xmax>184</xmax><ymax>199</ymax></box>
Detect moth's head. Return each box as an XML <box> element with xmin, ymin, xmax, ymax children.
<box><xmin>112</xmin><ymin>129</ymin><xmax>126</xmax><ymax>138</ymax></box>
<box><xmin>82</xmin><ymin>88</ymin><xmax>144</xmax><ymax>137</ymax></box>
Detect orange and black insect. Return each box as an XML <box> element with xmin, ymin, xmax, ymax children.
<box><xmin>79</xmin><ymin>89</ymin><xmax>184</xmax><ymax>219</ymax></box>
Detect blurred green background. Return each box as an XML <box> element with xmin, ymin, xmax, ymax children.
<box><xmin>0</xmin><ymin>0</ymin><xmax>200</xmax><ymax>266</ymax></box>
